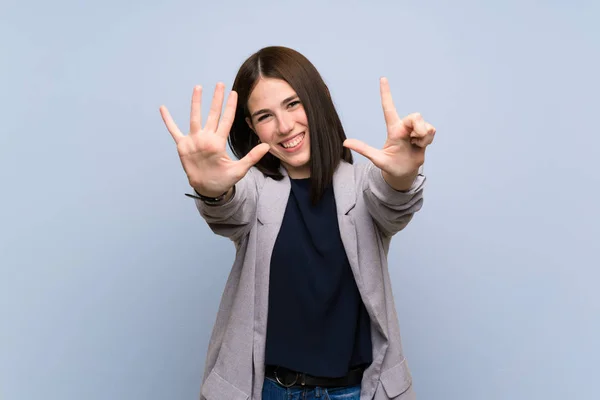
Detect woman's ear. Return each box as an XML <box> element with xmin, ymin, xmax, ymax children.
<box><xmin>245</xmin><ymin>117</ymin><xmax>255</xmax><ymax>132</ymax></box>
<box><xmin>245</xmin><ymin>117</ymin><xmax>261</xmax><ymax>142</ymax></box>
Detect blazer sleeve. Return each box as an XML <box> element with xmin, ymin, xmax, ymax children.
<box><xmin>361</xmin><ymin>162</ymin><xmax>426</xmax><ymax>237</ymax></box>
<box><xmin>190</xmin><ymin>168</ymin><xmax>262</xmax><ymax>243</ymax></box>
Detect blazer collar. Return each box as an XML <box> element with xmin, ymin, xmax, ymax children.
<box><xmin>256</xmin><ymin>160</ymin><xmax>357</xmax><ymax>223</ymax></box>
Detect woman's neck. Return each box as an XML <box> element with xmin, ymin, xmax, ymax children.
<box><xmin>283</xmin><ymin>164</ymin><xmax>310</xmax><ymax>179</ymax></box>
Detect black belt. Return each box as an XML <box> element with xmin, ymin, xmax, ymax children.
<box><xmin>264</xmin><ymin>365</ymin><xmax>365</xmax><ymax>388</ymax></box>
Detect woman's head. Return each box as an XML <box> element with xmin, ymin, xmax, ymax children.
<box><xmin>229</xmin><ymin>46</ymin><xmax>352</xmax><ymax>202</ymax></box>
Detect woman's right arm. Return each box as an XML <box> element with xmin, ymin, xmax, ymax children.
<box><xmin>160</xmin><ymin>83</ymin><xmax>270</xmax><ymax>242</ymax></box>
<box><xmin>191</xmin><ymin>167</ymin><xmax>262</xmax><ymax>242</ymax></box>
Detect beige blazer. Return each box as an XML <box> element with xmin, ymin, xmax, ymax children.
<box><xmin>193</xmin><ymin>160</ymin><xmax>425</xmax><ymax>400</ymax></box>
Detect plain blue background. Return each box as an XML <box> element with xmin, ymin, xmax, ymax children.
<box><xmin>1</xmin><ymin>1</ymin><xmax>599</xmax><ymax>399</ymax></box>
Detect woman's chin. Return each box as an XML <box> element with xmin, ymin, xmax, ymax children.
<box><xmin>286</xmin><ymin>157</ymin><xmax>310</xmax><ymax>168</ymax></box>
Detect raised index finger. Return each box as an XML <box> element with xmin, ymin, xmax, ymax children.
<box><xmin>380</xmin><ymin>77</ymin><xmax>401</xmax><ymax>127</ymax></box>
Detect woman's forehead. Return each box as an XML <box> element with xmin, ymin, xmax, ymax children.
<box><xmin>248</xmin><ymin>77</ymin><xmax>297</xmax><ymax>108</ymax></box>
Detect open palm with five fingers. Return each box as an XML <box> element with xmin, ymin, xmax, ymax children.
<box><xmin>343</xmin><ymin>77</ymin><xmax>436</xmax><ymax>187</ymax></box>
<box><xmin>160</xmin><ymin>83</ymin><xmax>270</xmax><ymax>198</ymax></box>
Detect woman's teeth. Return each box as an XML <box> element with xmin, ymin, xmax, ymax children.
<box><xmin>281</xmin><ymin>133</ymin><xmax>304</xmax><ymax>148</ymax></box>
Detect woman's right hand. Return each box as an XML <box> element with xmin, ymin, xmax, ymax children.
<box><xmin>160</xmin><ymin>83</ymin><xmax>270</xmax><ymax>197</ymax></box>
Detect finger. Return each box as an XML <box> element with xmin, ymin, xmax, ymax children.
<box><xmin>411</xmin><ymin>123</ymin><xmax>436</xmax><ymax>147</ymax></box>
<box><xmin>190</xmin><ymin>85</ymin><xmax>202</xmax><ymax>134</ymax></box>
<box><xmin>159</xmin><ymin>105</ymin><xmax>184</xmax><ymax>143</ymax></box>
<box><xmin>411</xmin><ymin>135</ymin><xmax>433</xmax><ymax>148</ymax></box>
<box><xmin>421</xmin><ymin>122</ymin><xmax>436</xmax><ymax>146</ymax></box>
<box><xmin>236</xmin><ymin>143</ymin><xmax>271</xmax><ymax>175</ymax></box>
<box><xmin>380</xmin><ymin>77</ymin><xmax>402</xmax><ymax>128</ymax></box>
<box><xmin>343</xmin><ymin>138</ymin><xmax>384</xmax><ymax>165</ymax></box>
<box><xmin>425</xmin><ymin>122</ymin><xmax>437</xmax><ymax>136</ymax></box>
<box><xmin>216</xmin><ymin>90</ymin><xmax>238</xmax><ymax>139</ymax></box>
<box><xmin>404</xmin><ymin>113</ymin><xmax>427</xmax><ymax>138</ymax></box>
<box><xmin>204</xmin><ymin>82</ymin><xmax>225</xmax><ymax>133</ymax></box>
<box><xmin>415</xmin><ymin>117</ymin><xmax>428</xmax><ymax>138</ymax></box>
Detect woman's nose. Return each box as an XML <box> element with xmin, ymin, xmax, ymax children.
<box><xmin>278</xmin><ymin>114</ymin><xmax>294</xmax><ymax>135</ymax></box>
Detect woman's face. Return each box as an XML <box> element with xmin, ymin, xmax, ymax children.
<box><xmin>246</xmin><ymin>78</ymin><xmax>311</xmax><ymax>179</ymax></box>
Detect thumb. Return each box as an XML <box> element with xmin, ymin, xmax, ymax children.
<box><xmin>343</xmin><ymin>139</ymin><xmax>382</xmax><ymax>165</ymax></box>
<box><xmin>236</xmin><ymin>142</ymin><xmax>271</xmax><ymax>174</ymax></box>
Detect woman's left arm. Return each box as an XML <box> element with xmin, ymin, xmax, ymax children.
<box><xmin>344</xmin><ymin>77</ymin><xmax>436</xmax><ymax>237</ymax></box>
<box><xmin>360</xmin><ymin>162</ymin><xmax>425</xmax><ymax>237</ymax></box>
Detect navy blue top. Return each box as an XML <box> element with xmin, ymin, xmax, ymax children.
<box><xmin>264</xmin><ymin>178</ymin><xmax>372</xmax><ymax>378</ymax></box>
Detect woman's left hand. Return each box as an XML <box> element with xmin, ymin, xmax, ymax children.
<box><xmin>343</xmin><ymin>77</ymin><xmax>436</xmax><ymax>185</ymax></box>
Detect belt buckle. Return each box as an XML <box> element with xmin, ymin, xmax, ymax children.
<box><xmin>274</xmin><ymin>367</ymin><xmax>299</xmax><ymax>388</ymax></box>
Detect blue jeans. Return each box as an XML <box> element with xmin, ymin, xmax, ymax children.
<box><xmin>262</xmin><ymin>376</ymin><xmax>361</xmax><ymax>400</ymax></box>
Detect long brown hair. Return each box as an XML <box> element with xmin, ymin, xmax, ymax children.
<box><xmin>228</xmin><ymin>46</ymin><xmax>353</xmax><ymax>204</ymax></box>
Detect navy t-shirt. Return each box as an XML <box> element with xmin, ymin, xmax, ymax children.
<box><xmin>264</xmin><ymin>177</ymin><xmax>372</xmax><ymax>378</ymax></box>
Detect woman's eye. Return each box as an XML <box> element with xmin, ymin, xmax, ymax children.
<box><xmin>288</xmin><ymin>100</ymin><xmax>301</xmax><ymax>108</ymax></box>
<box><xmin>257</xmin><ymin>114</ymin><xmax>270</xmax><ymax>122</ymax></box>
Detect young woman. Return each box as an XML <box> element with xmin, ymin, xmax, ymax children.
<box><xmin>160</xmin><ymin>46</ymin><xmax>436</xmax><ymax>400</ymax></box>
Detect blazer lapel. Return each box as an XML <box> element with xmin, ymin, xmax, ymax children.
<box><xmin>334</xmin><ymin>161</ymin><xmax>388</xmax><ymax>340</ymax></box>
<box><xmin>252</xmin><ymin>169</ymin><xmax>292</xmax><ymax>398</ymax></box>
<box><xmin>256</xmin><ymin>170</ymin><xmax>291</xmax><ymax>226</ymax></box>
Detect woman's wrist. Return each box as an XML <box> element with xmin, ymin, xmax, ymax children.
<box><xmin>190</xmin><ymin>186</ymin><xmax>235</xmax><ymax>205</ymax></box>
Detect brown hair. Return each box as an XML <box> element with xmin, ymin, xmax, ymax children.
<box><xmin>228</xmin><ymin>46</ymin><xmax>353</xmax><ymax>204</ymax></box>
